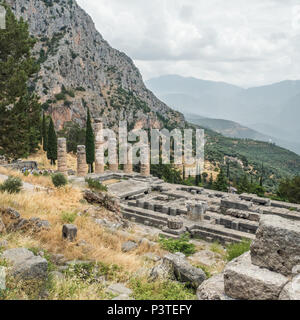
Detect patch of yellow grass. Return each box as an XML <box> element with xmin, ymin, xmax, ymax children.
<box><xmin>0</xmin><ymin>185</ymin><xmax>158</xmax><ymax>274</ymax></box>
<box><xmin>0</xmin><ymin>166</ymin><xmax>53</xmax><ymax>188</ymax></box>
<box><xmin>27</xmin><ymin>148</ymin><xmax>77</xmax><ymax>171</ymax></box>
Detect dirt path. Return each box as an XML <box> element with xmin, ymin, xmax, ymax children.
<box><xmin>0</xmin><ymin>173</ymin><xmax>43</xmax><ymax>192</ymax></box>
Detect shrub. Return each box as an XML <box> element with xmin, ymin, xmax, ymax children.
<box><xmin>0</xmin><ymin>176</ymin><xmax>23</xmax><ymax>194</ymax></box>
<box><xmin>158</xmin><ymin>233</ymin><xmax>196</xmax><ymax>256</ymax></box>
<box><xmin>52</xmin><ymin>173</ymin><xmax>68</xmax><ymax>188</ymax></box>
<box><xmin>85</xmin><ymin>178</ymin><xmax>108</xmax><ymax>192</ymax></box>
<box><xmin>129</xmin><ymin>277</ymin><xmax>195</xmax><ymax>300</ymax></box>
<box><xmin>61</xmin><ymin>211</ymin><xmax>77</xmax><ymax>224</ymax></box>
<box><xmin>195</xmin><ymin>264</ymin><xmax>212</xmax><ymax>278</ymax></box>
<box><xmin>226</xmin><ymin>239</ymin><xmax>252</xmax><ymax>261</ymax></box>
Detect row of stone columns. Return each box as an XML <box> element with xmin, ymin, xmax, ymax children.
<box><xmin>56</xmin><ymin>119</ymin><xmax>150</xmax><ymax>177</ymax></box>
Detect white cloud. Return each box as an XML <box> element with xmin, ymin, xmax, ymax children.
<box><xmin>77</xmin><ymin>0</ymin><xmax>300</xmax><ymax>87</ymax></box>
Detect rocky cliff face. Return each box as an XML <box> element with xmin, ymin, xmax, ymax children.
<box><xmin>7</xmin><ymin>0</ymin><xmax>184</xmax><ymax>130</ymax></box>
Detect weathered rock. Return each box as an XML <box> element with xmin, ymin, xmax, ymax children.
<box><xmin>251</xmin><ymin>215</ymin><xmax>300</xmax><ymax>276</ymax></box>
<box><xmin>1</xmin><ymin>207</ymin><xmax>20</xmax><ymax>230</ymax></box>
<box><xmin>279</xmin><ymin>275</ymin><xmax>300</xmax><ymax>300</ymax></box>
<box><xmin>167</xmin><ymin>217</ymin><xmax>183</xmax><ymax>230</ymax></box>
<box><xmin>107</xmin><ymin>283</ymin><xmax>133</xmax><ymax>296</ymax></box>
<box><xmin>149</xmin><ymin>259</ymin><xmax>174</xmax><ymax>281</ymax></box>
<box><xmin>62</xmin><ymin>224</ymin><xmax>77</xmax><ymax>242</ymax></box>
<box><xmin>221</xmin><ymin>199</ymin><xmax>252</xmax><ymax>211</ymax></box>
<box><xmin>122</xmin><ymin>241</ymin><xmax>138</xmax><ymax>252</ymax></box>
<box><xmin>84</xmin><ymin>189</ymin><xmax>120</xmax><ymax>214</ymax></box>
<box><xmin>143</xmin><ymin>252</ymin><xmax>161</xmax><ymax>262</ymax></box>
<box><xmin>292</xmin><ymin>265</ymin><xmax>300</xmax><ymax>275</ymax></box>
<box><xmin>224</xmin><ymin>252</ymin><xmax>288</xmax><ymax>300</ymax></box>
<box><xmin>0</xmin><ymin>266</ymin><xmax>6</xmax><ymax>290</ymax></box>
<box><xmin>163</xmin><ymin>253</ymin><xmax>207</xmax><ymax>288</ymax></box>
<box><xmin>1</xmin><ymin>248</ymin><xmax>48</xmax><ymax>279</ymax></box>
<box><xmin>197</xmin><ymin>273</ymin><xmax>232</xmax><ymax>300</ymax></box>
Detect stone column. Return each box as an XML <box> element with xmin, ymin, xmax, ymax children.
<box><xmin>186</xmin><ymin>201</ymin><xmax>207</xmax><ymax>222</ymax></box>
<box><xmin>77</xmin><ymin>145</ymin><xmax>87</xmax><ymax>177</ymax></box>
<box><xmin>108</xmin><ymin>136</ymin><xmax>118</xmax><ymax>172</ymax></box>
<box><xmin>124</xmin><ymin>144</ymin><xmax>133</xmax><ymax>174</ymax></box>
<box><xmin>94</xmin><ymin>118</ymin><xmax>105</xmax><ymax>174</ymax></box>
<box><xmin>57</xmin><ymin>138</ymin><xmax>68</xmax><ymax>175</ymax></box>
<box><xmin>140</xmin><ymin>144</ymin><xmax>150</xmax><ymax>176</ymax></box>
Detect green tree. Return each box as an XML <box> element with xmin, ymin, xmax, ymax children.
<box><xmin>47</xmin><ymin>117</ymin><xmax>57</xmax><ymax>165</ymax></box>
<box><xmin>85</xmin><ymin>109</ymin><xmax>95</xmax><ymax>173</ymax></box>
<box><xmin>42</xmin><ymin>112</ymin><xmax>48</xmax><ymax>152</ymax></box>
<box><xmin>237</xmin><ymin>174</ymin><xmax>250</xmax><ymax>194</ymax></box>
<box><xmin>208</xmin><ymin>174</ymin><xmax>213</xmax><ymax>189</ymax></box>
<box><xmin>277</xmin><ymin>176</ymin><xmax>300</xmax><ymax>204</ymax></box>
<box><xmin>214</xmin><ymin>168</ymin><xmax>228</xmax><ymax>192</ymax></box>
<box><xmin>0</xmin><ymin>5</ymin><xmax>41</xmax><ymax>160</ymax></box>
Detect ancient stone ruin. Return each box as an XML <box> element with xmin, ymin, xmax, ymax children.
<box><xmin>197</xmin><ymin>214</ymin><xmax>300</xmax><ymax>300</ymax></box>
<box><xmin>57</xmin><ymin>138</ymin><xmax>68</xmax><ymax>175</ymax></box>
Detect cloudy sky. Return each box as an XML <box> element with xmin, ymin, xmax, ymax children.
<box><xmin>77</xmin><ymin>0</ymin><xmax>300</xmax><ymax>88</ymax></box>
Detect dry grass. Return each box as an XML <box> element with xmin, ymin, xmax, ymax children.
<box><xmin>0</xmin><ymin>184</ymin><xmax>160</xmax><ymax>275</ymax></box>
<box><xmin>27</xmin><ymin>148</ymin><xmax>77</xmax><ymax>171</ymax></box>
<box><xmin>0</xmin><ymin>166</ymin><xmax>53</xmax><ymax>189</ymax></box>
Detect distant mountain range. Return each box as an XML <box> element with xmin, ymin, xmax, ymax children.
<box><xmin>146</xmin><ymin>75</ymin><xmax>300</xmax><ymax>154</ymax></box>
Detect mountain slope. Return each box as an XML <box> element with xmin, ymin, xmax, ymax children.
<box><xmin>147</xmin><ymin>75</ymin><xmax>300</xmax><ymax>154</ymax></box>
<box><xmin>8</xmin><ymin>0</ymin><xmax>184</xmax><ymax>131</ymax></box>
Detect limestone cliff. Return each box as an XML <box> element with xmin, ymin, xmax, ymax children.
<box><xmin>7</xmin><ymin>0</ymin><xmax>185</xmax><ymax>130</ymax></box>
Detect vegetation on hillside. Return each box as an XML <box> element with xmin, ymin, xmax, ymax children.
<box><xmin>277</xmin><ymin>176</ymin><xmax>300</xmax><ymax>204</ymax></box>
<box><xmin>0</xmin><ymin>5</ymin><xmax>41</xmax><ymax>160</ymax></box>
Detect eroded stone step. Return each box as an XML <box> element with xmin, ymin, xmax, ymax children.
<box><xmin>121</xmin><ymin>204</ymin><xmax>169</xmax><ymax>222</ymax></box>
<box><xmin>190</xmin><ymin>229</ymin><xmax>240</xmax><ymax>244</ymax></box>
<box><xmin>121</xmin><ymin>210</ymin><xmax>167</xmax><ymax>229</ymax></box>
<box><xmin>190</xmin><ymin>223</ymin><xmax>255</xmax><ymax>242</ymax></box>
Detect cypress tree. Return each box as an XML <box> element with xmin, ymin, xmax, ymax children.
<box><xmin>208</xmin><ymin>174</ymin><xmax>213</xmax><ymax>189</ymax></box>
<box><xmin>42</xmin><ymin>112</ymin><xmax>48</xmax><ymax>152</ymax></box>
<box><xmin>214</xmin><ymin>168</ymin><xmax>228</xmax><ymax>192</ymax></box>
<box><xmin>85</xmin><ymin>108</ymin><xmax>95</xmax><ymax>173</ymax></box>
<box><xmin>47</xmin><ymin>117</ymin><xmax>57</xmax><ymax>165</ymax></box>
<box><xmin>0</xmin><ymin>5</ymin><xmax>41</xmax><ymax>160</ymax></box>
<box><xmin>260</xmin><ymin>163</ymin><xmax>264</xmax><ymax>187</ymax></box>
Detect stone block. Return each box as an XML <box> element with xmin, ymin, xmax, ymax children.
<box><xmin>163</xmin><ymin>253</ymin><xmax>206</xmax><ymax>288</ymax></box>
<box><xmin>1</xmin><ymin>248</ymin><xmax>48</xmax><ymax>279</ymax></box>
<box><xmin>251</xmin><ymin>215</ymin><xmax>300</xmax><ymax>276</ymax></box>
<box><xmin>167</xmin><ymin>217</ymin><xmax>183</xmax><ymax>230</ymax></box>
<box><xmin>62</xmin><ymin>224</ymin><xmax>77</xmax><ymax>241</ymax></box>
<box><xmin>221</xmin><ymin>199</ymin><xmax>252</xmax><ymax>211</ymax></box>
<box><xmin>197</xmin><ymin>273</ymin><xmax>232</xmax><ymax>300</ymax></box>
<box><xmin>224</xmin><ymin>252</ymin><xmax>288</xmax><ymax>300</ymax></box>
<box><xmin>279</xmin><ymin>275</ymin><xmax>300</xmax><ymax>300</ymax></box>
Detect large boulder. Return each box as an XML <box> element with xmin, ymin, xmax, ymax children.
<box><xmin>197</xmin><ymin>273</ymin><xmax>232</xmax><ymax>300</ymax></box>
<box><xmin>163</xmin><ymin>253</ymin><xmax>206</xmax><ymax>288</ymax></box>
<box><xmin>224</xmin><ymin>252</ymin><xmax>288</xmax><ymax>300</ymax></box>
<box><xmin>251</xmin><ymin>215</ymin><xmax>300</xmax><ymax>276</ymax></box>
<box><xmin>1</xmin><ymin>248</ymin><xmax>48</xmax><ymax>279</ymax></box>
<box><xmin>279</xmin><ymin>275</ymin><xmax>300</xmax><ymax>300</ymax></box>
